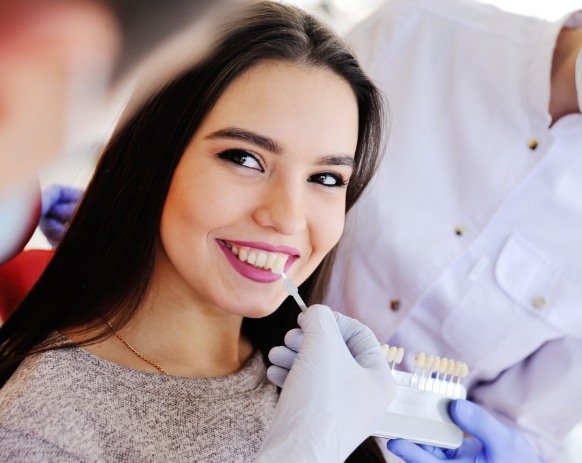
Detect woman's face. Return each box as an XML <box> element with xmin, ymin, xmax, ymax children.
<box><xmin>158</xmin><ymin>60</ymin><xmax>359</xmax><ymax>318</ymax></box>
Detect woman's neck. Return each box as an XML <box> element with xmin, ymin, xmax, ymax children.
<box><xmin>76</xmin><ymin>274</ymin><xmax>254</xmax><ymax>378</ymax></box>
<box><xmin>111</xmin><ymin>300</ymin><xmax>254</xmax><ymax>377</ymax></box>
<box><xmin>550</xmin><ymin>27</ymin><xmax>582</xmax><ymax>123</ymax></box>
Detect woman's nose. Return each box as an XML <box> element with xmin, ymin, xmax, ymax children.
<box><xmin>252</xmin><ymin>180</ymin><xmax>307</xmax><ymax>236</ymax></box>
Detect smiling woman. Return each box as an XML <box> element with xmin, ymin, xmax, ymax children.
<box><xmin>0</xmin><ymin>1</ymin><xmax>385</xmax><ymax>461</ymax></box>
<box><xmin>160</xmin><ymin>60</ymin><xmax>358</xmax><ymax>320</ymax></box>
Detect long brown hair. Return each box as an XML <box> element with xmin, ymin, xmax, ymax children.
<box><xmin>0</xmin><ymin>1</ymin><xmax>386</xmax><ymax>459</ymax></box>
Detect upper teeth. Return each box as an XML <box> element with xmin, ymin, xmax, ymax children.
<box><xmin>226</xmin><ymin>242</ymin><xmax>289</xmax><ymax>272</ymax></box>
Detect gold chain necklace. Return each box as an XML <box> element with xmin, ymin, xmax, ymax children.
<box><xmin>105</xmin><ymin>320</ymin><xmax>168</xmax><ymax>375</ymax></box>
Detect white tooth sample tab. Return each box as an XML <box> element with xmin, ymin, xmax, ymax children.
<box><xmin>381</xmin><ymin>344</ymin><xmax>391</xmax><ymax>360</ymax></box>
<box><xmin>265</xmin><ymin>253</ymin><xmax>277</xmax><ymax>270</ymax></box>
<box><xmin>271</xmin><ymin>255</ymin><xmax>288</xmax><ymax>275</ymax></box>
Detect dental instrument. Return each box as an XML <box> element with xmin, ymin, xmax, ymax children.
<box><xmin>271</xmin><ymin>254</ymin><xmax>308</xmax><ymax>311</ymax></box>
<box><xmin>268</xmin><ymin>253</ymin><xmax>468</xmax><ymax>448</ymax></box>
<box><xmin>373</xmin><ymin>345</ymin><xmax>469</xmax><ymax>449</ymax></box>
<box><xmin>280</xmin><ymin>273</ymin><xmax>308</xmax><ymax>312</ymax></box>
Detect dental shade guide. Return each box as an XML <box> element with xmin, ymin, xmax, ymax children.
<box><xmin>269</xmin><ymin>256</ymin><xmax>468</xmax><ymax>448</ymax></box>
<box><xmin>271</xmin><ymin>255</ymin><xmax>308</xmax><ymax>311</ymax></box>
<box><xmin>373</xmin><ymin>345</ymin><xmax>469</xmax><ymax>449</ymax></box>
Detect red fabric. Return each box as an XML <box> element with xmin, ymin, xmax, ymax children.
<box><xmin>0</xmin><ymin>249</ymin><xmax>54</xmax><ymax>322</ymax></box>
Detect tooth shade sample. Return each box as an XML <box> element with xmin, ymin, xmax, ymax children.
<box><xmin>265</xmin><ymin>253</ymin><xmax>277</xmax><ymax>270</ymax></box>
<box><xmin>271</xmin><ymin>254</ymin><xmax>288</xmax><ymax>274</ymax></box>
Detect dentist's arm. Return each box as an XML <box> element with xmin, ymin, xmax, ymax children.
<box><xmin>255</xmin><ymin>304</ymin><xmax>396</xmax><ymax>462</ymax></box>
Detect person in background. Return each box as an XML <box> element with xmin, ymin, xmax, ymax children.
<box><xmin>0</xmin><ymin>0</ymin><xmax>222</xmax><ymax>306</ymax></box>
<box><xmin>323</xmin><ymin>0</ymin><xmax>582</xmax><ymax>461</ymax></box>
<box><xmin>0</xmin><ymin>0</ymin><xmax>220</xmax><ymax>192</ymax></box>
<box><xmin>0</xmin><ymin>2</ymin><xmax>395</xmax><ymax>461</ymax></box>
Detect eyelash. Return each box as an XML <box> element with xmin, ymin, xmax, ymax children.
<box><xmin>218</xmin><ymin>149</ymin><xmax>264</xmax><ymax>172</ymax></box>
<box><xmin>217</xmin><ymin>148</ymin><xmax>349</xmax><ymax>188</ymax></box>
<box><xmin>308</xmin><ymin>173</ymin><xmax>348</xmax><ymax>188</ymax></box>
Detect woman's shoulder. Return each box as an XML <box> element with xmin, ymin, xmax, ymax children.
<box><xmin>0</xmin><ymin>346</ymin><xmax>105</xmax><ymax>459</ymax></box>
<box><xmin>0</xmin><ymin>346</ymin><xmax>91</xmax><ymax>421</ymax></box>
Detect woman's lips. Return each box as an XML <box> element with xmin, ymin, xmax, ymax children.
<box><xmin>217</xmin><ymin>239</ymin><xmax>297</xmax><ymax>283</ymax></box>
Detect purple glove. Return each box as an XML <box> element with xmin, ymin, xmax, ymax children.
<box><xmin>388</xmin><ymin>399</ymin><xmax>544</xmax><ymax>463</ymax></box>
<box><xmin>39</xmin><ymin>184</ymin><xmax>83</xmax><ymax>247</ymax></box>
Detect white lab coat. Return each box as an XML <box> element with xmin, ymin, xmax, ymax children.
<box><xmin>326</xmin><ymin>0</ymin><xmax>582</xmax><ymax>460</ymax></box>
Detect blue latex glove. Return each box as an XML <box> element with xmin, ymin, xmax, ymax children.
<box><xmin>255</xmin><ymin>304</ymin><xmax>396</xmax><ymax>462</ymax></box>
<box><xmin>387</xmin><ymin>399</ymin><xmax>544</xmax><ymax>463</ymax></box>
<box><xmin>39</xmin><ymin>184</ymin><xmax>83</xmax><ymax>247</ymax></box>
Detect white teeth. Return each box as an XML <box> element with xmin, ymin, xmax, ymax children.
<box><xmin>255</xmin><ymin>252</ymin><xmax>268</xmax><ymax>268</ymax></box>
<box><xmin>225</xmin><ymin>242</ymin><xmax>291</xmax><ymax>272</ymax></box>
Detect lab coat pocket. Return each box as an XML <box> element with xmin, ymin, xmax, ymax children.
<box><xmin>495</xmin><ymin>232</ymin><xmax>582</xmax><ymax>339</ymax></box>
<box><xmin>441</xmin><ymin>233</ymin><xmax>582</xmax><ymax>367</ymax></box>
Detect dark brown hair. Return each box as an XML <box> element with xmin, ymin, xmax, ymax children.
<box><xmin>0</xmin><ymin>1</ymin><xmax>386</xmax><ymax>459</ymax></box>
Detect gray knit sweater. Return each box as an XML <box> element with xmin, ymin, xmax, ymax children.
<box><xmin>0</xmin><ymin>342</ymin><xmax>278</xmax><ymax>462</ymax></box>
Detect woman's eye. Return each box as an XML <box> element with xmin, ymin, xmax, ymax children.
<box><xmin>308</xmin><ymin>172</ymin><xmax>348</xmax><ymax>188</ymax></box>
<box><xmin>218</xmin><ymin>149</ymin><xmax>263</xmax><ymax>172</ymax></box>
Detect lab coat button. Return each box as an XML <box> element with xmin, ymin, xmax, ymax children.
<box><xmin>527</xmin><ymin>138</ymin><xmax>539</xmax><ymax>150</ymax></box>
<box><xmin>531</xmin><ymin>297</ymin><xmax>546</xmax><ymax>309</ymax></box>
<box><xmin>389</xmin><ymin>299</ymin><xmax>401</xmax><ymax>311</ymax></box>
<box><xmin>454</xmin><ymin>226</ymin><xmax>465</xmax><ymax>236</ymax></box>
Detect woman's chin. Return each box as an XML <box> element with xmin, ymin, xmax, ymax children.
<box><xmin>213</xmin><ymin>288</ymin><xmax>291</xmax><ymax>319</ymax></box>
<box><xmin>241</xmin><ymin>305</ymin><xmax>281</xmax><ymax>319</ymax></box>
<box><xmin>238</xmin><ymin>296</ymin><xmax>288</xmax><ymax>319</ymax></box>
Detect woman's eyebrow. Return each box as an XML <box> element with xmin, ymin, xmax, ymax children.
<box><xmin>315</xmin><ymin>155</ymin><xmax>355</xmax><ymax>169</ymax></box>
<box><xmin>205</xmin><ymin>127</ymin><xmax>355</xmax><ymax>168</ymax></box>
<box><xmin>205</xmin><ymin>127</ymin><xmax>283</xmax><ymax>154</ymax></box>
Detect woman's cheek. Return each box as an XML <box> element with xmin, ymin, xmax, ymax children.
<box><xmin>313</xmin><ymin>202</ymin><xmax>346</xmax><ymax>253</ymax></box>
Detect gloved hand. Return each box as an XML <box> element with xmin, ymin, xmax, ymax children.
<box><xmin>39</xmin><ymin>184</ymin><xmax>83</xmax><ymax>247</ymax></box>
<box><xmin>387</xmin><ymin>399</ymin><xmax>544</xmax><ymax>463</ymax></box>
<box><xmin>255</xmin><ymin>304</ymin><xmax>395</xmax><ymax>463</ymax></box>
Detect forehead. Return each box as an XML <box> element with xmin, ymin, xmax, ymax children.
<box><xmin>196</xmin><ymin>60</ymin><xmax>360</xmax><ymax>155</ymax></box>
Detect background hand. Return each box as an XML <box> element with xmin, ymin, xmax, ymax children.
<box><xmin>39</xmin><ymin>184</ymin><xmax>83</xmax><ymax>247</ymax></box>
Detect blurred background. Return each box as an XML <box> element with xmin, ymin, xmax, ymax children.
<box><xmin>26</xmin><ymin>3</ymin><xmax>582</xmax><ymax>460</ymax></box>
